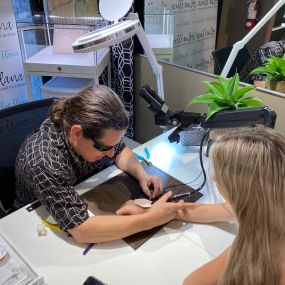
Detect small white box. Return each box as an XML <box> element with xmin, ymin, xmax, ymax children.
<box><xmin>0</xmin><ymin>231</ymin><xmax>44</xmax><ymax>285</ymax></box>
<box><xmin>41</xmin><ymin>77</ymin><xmax>94</xmax><ymax>99</ymax></box>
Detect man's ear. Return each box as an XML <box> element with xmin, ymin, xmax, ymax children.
<box><xmin>69</xmin><ymin>125</ymin><xmax>83</xmax><ymax>144</ymax></box>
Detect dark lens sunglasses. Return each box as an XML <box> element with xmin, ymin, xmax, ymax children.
<box><xmin>93</xmin><ymin>140</ymin><xmax>118</xmax><ymax>152</ymax></box>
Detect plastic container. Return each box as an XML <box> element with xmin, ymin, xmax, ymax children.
<box><xmin>41</xmin><ymin>77</ymin><xmax>94</xmax><ymax>98</ymax></box>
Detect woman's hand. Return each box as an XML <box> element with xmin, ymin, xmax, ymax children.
<box><xmin>138</xmin><ymin>173</ymin><xmax>163</xmax><ymax>199</ymax></box>
<box><xmin>116</xmin><ymin>200</ymin><xmax>146</xmax><ymax>215</ymax></box>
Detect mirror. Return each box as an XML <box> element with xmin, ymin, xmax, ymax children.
<box><xmin>141</xmin><ymin>0</ymin><xmax>285</xmax><ymax>96</ymax></box>
<box><xmin>99</xmin><ymin>0</ymin><xmax>132</xmax><ymax>21</ymax></box>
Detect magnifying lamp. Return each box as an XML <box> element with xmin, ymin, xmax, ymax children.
<box><xmin>221</xmin><ymin>0</ymin><xmax>285</xmax><ymax>77</ymax></box>
<box><xmin>72</xmin><ymin>0</ymin><xmax>164</xmax><ymax>99</ymax></box>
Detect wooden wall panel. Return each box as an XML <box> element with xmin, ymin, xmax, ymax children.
<box><xmin>217</xmin><ymin>0</ymin><xmax>278</xmax><ymax>54</ymax></box>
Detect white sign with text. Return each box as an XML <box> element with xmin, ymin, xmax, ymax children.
<box><xmin>145</xmin><ymin>0</ymin><xmax>218</xmax><ymax>72</ymax></box>
<box><xmin>0</xmin><ymin>0</ymin><xmax>28</xmax><ymax>109</ymax></box>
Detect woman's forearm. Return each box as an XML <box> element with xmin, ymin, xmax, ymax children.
<box><xmin>176</xmin><ymin>202</ymin><xmax>235</xmax><ymax>223</ymax></box>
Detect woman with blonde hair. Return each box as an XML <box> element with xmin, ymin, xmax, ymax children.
<box><xmin>116</xmin><ymin>128</ymin><xmax>285</xmax><ymax>284</ymax></box>
<box><xmin>183</xmin><ymin>128</ymin><xmax>285</xmax><ymax>285</ymax></box>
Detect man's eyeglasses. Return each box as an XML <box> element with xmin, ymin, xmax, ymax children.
<box><xmin>93</xmin><ymin>140</ymin><xmax>119</xmax><ymax>152</ymax></box>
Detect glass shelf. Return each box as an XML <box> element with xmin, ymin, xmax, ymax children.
<box><xmin>144</xmin><ymin>12</ymin><xmax>174</xmax><ymax>62</ymax></box>
<box><xmin>17</xmin><ymin>15</ymin><xmax>109</xmax><ymax>61</ymax></box>
<box><xmin>16</xmin><ymin>14</ymin><xmax>107</xmax><ymax>26</ymax></box>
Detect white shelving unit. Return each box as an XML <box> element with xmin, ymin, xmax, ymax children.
<box><xmin>23</xmin><ymin>47</ymin><xmax>110</xmax><ymax>100</ymax></box>
<box><xmin>17</xmin><ymin>16</ymin><xmax>111</xmax><ymax>100</ymax></box>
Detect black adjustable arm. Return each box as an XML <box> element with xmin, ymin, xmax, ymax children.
<box><xmin>201</xmin><ymin>107</ymin><xmax>276</xmax><ymax>129</ymax></box>
<box><xmin>139</xmin><ymin>85</ymin><xmax>277</xmax><ymax>143</ymax></box>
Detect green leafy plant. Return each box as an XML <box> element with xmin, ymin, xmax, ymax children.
<box><xmin>250</xmin><ymin>54</ymin><xmax>285</xmax><ymax>81</ymax></box>
<box><xmin>188</xmin><ymin>73</ymin><xmax>264</xmax><ymax>118</ymax></box>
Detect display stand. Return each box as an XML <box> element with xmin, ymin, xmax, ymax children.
<box><xmin>144</xmin><ymin>13</ymin><xmax>174</xmax><ymax>63</ymax></box>
<box><xmin>23</xmin><ymin>47</ymin><xmax>110</xmax><ymax>100</ymax></box>
<box><xmin>17</xmin><ymin>16</ymin><xmax>111</xmax><ymax>100</ymax></box>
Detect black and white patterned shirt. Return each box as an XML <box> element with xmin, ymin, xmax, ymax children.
<box><xmin>15</xmin><ymin>118</ymin><xmax>126</xmax><ymax>231</ymax></box>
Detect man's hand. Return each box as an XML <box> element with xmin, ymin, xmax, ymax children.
<box><xmin>146</xmin><ymin>191</ymin><xmax>185</xmax><ymax>227</ymax></box>
<box><xmin>115</xmin><ymin>147</ymin><xmax>163</xmax><ymax>199</ymax></box>
<box><xmin>138</xmin><ymin>173</ymin><xmax>163</xmax><ymax>199</ymax></box>
<box><xmin>116</xmin><ymin>192</ymin><xmax>185</xmax><ymax>229</ymax></box>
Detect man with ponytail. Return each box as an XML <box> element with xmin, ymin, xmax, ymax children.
<box><xmin>14</xmin><ymin>85</ymin><xmax>184</xmax><ymax>244</ymax></box>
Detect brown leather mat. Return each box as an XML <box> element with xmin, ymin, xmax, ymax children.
<box><xmin>81</xmin><ymin>161</ymin><xmax>203</xmax><ymax>249</ymax></box>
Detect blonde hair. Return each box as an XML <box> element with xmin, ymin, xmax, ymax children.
<box><xmin>210</xmin><ymin>128</ymin><xmax>285</xmax><ymax>285</ymax></box>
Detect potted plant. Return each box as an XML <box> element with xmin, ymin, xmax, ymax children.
<box><xmin>186</xmin><ymin>73</ymin><xmax>265</xmax><ymax>141</ymax></box>
<box><xmin>250</xmin><ymin>54</ymin><xmax>285</xmax><ymax>93</ymax></box>
<box><xmin>188</xmin><ymin>73</ymin><xmax>264</xmax><ymax>119</ymax></box>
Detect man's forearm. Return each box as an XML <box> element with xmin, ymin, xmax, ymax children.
<box><xmin>69</xmin><ymin>212</ymin><xmax>155</xmax><ymax>244</ymax></box>
<box><xmin>176</xmin><ymin>202</ymin><xmax>235</xmax><ymax>223</ymax></box>
<box><xmin>115</xmin><ymin>147</ymin><xmax>144</xmax><ymax>180</ymax></box>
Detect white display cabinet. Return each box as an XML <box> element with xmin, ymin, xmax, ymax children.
<box><xmin>17</xmin><ymin>15</ymin><xmax>111</xmax><ymax>100</ymax></box>
<box><xmin>144</xmin><ymin>12</ymin><xmax>174</xmax><ymax>63</ymax></box>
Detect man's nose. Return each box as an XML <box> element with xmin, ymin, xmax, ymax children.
<box><xmin>105</xmin><ymin>147</ymin><xmax>115</xmax><ymax>158</ymax></box>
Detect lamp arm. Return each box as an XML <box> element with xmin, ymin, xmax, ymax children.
<box><xmin>221</xmin><ymin>0</ymin><xmax>285</xmax><ymax>77</ymax></box>
<box><xmin>136</xmin><ymin>27</ymin><xmax>165</xmax><ymax>99</ymax></box>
